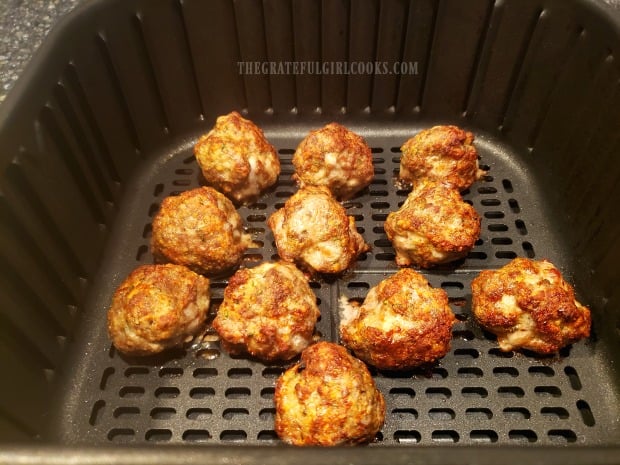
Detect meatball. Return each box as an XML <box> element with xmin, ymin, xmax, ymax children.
<box><xmin>151</xmin><ymin>186</ymin><xmax>254</xmax><ymax>276</ymax></box>
<box><xmin>107</xmin><ymin>264</ymin><xmax>210</xmax><ymax>356</ymax></box>
<box><xmin>384</xmin><ymin>179</ymin><xmax>481</xmax><ymax>268</ymax></box>
<box><xmin>340</xmin><ymin>269</ymin><xmax>455</xmax><ymax>370</ymax></box>
<box><xmin>212</xmin><ymin>261</ymin><xmax>320</xmax><ymax>362</ymax></box>
<box><xmin>275</xmin><ymin>341</ymin><xmax>385</xmax><ymax>446</ymax></box>
<box><xmin>292</xmin><ymin>122</ymin><xmax>374</xmax><ymax>200</ymax></box>
<box><xmin>267</xmin><ymin>186</ymin><xmax>369</xmax><ymax>274</ymax></box>
<box><xmin>471</xmin><ymin>258</ymin><xmax>591</xmax><ymax>354</ymax></box>
<box><xmin>194</xmin><ymin>111</ymin><xmax>280</xmax><ymax>204</ymax></box>
<box><xmin>399</xmin><ymin>125</ymin><xmax>485</xmax><ymax>191</ymax></box>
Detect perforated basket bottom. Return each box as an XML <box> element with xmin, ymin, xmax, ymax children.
<box><xmin>70</xmin><ymin>132</ymin><xmax>610</xmax><ymax>446</ymax></box>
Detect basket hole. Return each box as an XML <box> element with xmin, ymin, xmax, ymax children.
<box><xmin>485</xmin><ymin>211</ymin><xmax>505</xmax><ymax>219</ymax></box>
<box><xmin>113</xmin><ymin>406</ymin><xmax>140</xmax><ymax>419</ymax></box>
<box><xmin>462</xmin><ymin>386</ymin><xmax>488</xmax><ymax>398</ymax></box>
<box><xmin>155</xmin><ymin>387</ymin><xmax>180</xmax><ymax>398</ymax></box>
<box><xmin>225</xmin><ymin>387</ymin><xmax>251</xmax><ymax>399</ymax></box>
<box><xmin>375</xmin><ymin>252</ymin><xmax>395</xmax><ymax>261</ymax></box>
<box><xmin>465</xmin><ymin>408</ymin><xmax>492</xmax><ymax>420</ymax></box>
<box><xmin>119</xmin><ymin>386</ymin><xmax>145</xmax><ymax>398</ymax></box>
<box><xmin>564</xmin><ymin>366</ymin><xmax>582</xmax><ymax>390</ymax></box>
<box><xmin>481</xmin><ymin>198</ymin><xmax>500</xmax><ymax>206</ymax></box>
<box><xmin>371</xmin><ymin>201</ymin><xmax>390</xmax><ymax>209</ymax></box>
<box><xmin>187</xmin><ymin>408</ymin><xmax>212</xmax><ymax>420</ymax></box>
<box><xmin>228</xmin><ymin>368</ymin><xmax>252</xmax><ymax>379</ymax></box>
<box><xmin>453</xmin><ymin>330</ymin><xmax>475</xmax><ymax>341</ymax></box>
<box><xmin>432</xmin><ymin>430</ymin><xmax>459</xmax><ymax>443</ymax></box>
<box><xmin>257</xmin><ymin>430</ymin><xmax>279</xmax><ymax>441</ymax></box>
<box><xmin>278</xmin><ymin>148</ymin><xmax>295</xmax><ymax>154</ymax></box>
<box><xmin>426</xmin><ymin>387</ymin><xmax>451</xmax><ymax>399</ymax></box>
<box><xmin>136</xmin><ymin>244</ymin><xmax>149</xmax><ymax>261</ymax></box>
<box><xmin>548</xmin><ymin>429</ymin><xmax>577</xmax><ymax>443</ymax></box>
<box><xmin>153</xmin><ymin>183</ymin><xmax>164</xmax><ymax>196</ymax></box>
<box><xmin>390</xmin><ymin>387</ymin><xmax>416</xmax><ymax>399</ymax></box>
<box><xmin>124</xmin><ymin>367</ymin><xmax>149</xmax><ymax>377</ymax></box>
<box><xmin>142</xmin><ymin>223</ymin><xmax>152</xmax><ymax>238</ymax></box>
<box><xmin>466</xmin><ymin>251</ymin><xmax>487</xmax><ymax>260</ymax></box>
<box><xmin>193</xmin><ymin>367</ymin><xmax>217</xmax><ymax>378</ymax></box>
<box><xmin>529</xmin><ymin>366</ymin><xmax>554</xmax><ymax>377</ymax></box>
<box><xmin>428</xmin><ymin>408</ymin><xmax>455</xmax><ymax>420</ymax></box>
<box><xmin>89</xmin><ymin>400</ymin><xmax>105</xmax><ymax>426</ymax></box>
<box><xmin>189</xmin><ymin>387</ymin><xmax>214</xmax><ymax>399</ymax></box>
<box><xmin>508</xmin><ymin>429</ymin><xmax>537</xmax><ymax>443</ymax></box>
<box><xmin>498</xmin><ymin>386</ymin><xmax>525</xmax><ymax>398</ymax></box>
<box><xmin>108</xmin><ymin>428</ymin><xmax>135</xmax><ymax>442</ymax></box>
<box><xmin>493</xmin><ymin>367</ymin><xmax>518</xmax><ymax>377</ymax></box>
<box><xmin>145</xmin><ymin>429</ymin><xmax>172</xmax><ymax>442</ymax></box>
<box><xmin>261</xmin><ymin>387</ymin><xmax>275</xmax><ymax>399</ymax></box>
<box><xmin>496</xmin><ymin>251</ymin><xmax>517</xmax><ymax>259</ymax></box>
<box><xmin>392</xmin><ymin>408</ymin><xmax>418</xmax><ymax>419</ymax></box>
<box><xmin>508</xmin><ymin>198</ymin><xmax>520</xmax><ymax>213</ymax></box>
<box><xmin>457</xmin><ymin>367</ymin><xmax>483</xmax><ymax>378</ymax></box>
<box><xmin>431</xmin><ymin>367</ymin><xmax>448</xmax><ymax>379</ymax></box>
<box><xmin>522</xmin><ymin>241</ymin><xmax>535</xmax><ymax>257</ymax></box>
<box><xmin>515</xmin><ymin>219</ymin><xmax>528</xmax><ymax>235</ymax></box>
<box><xmin>502</xmin><ymin>179</ymin><xmax>514</xmax><ymax>193</ymax></box>
<box><xmin>491</xmin><ymin>237</ymin><xmax>512</xmax><ymax>245</ymax></box>
<box><xmin>454</xmin><ymin>348</ymin><xmax>479</xmax><ymax>359</ymax></box>
<box><xmin>470</xmin><ymin>430</ymin><xmax>498</xmax><ymax>443</ymax></box>
<box><xmin>541</xmin><ymin>407</ymin><xmax>569</xmax><ymax>419</ymax></box>
<box><xmin>372</xmin><ymin>213</ymin><xmax>388</xmax><ymax>221</ymax></box>
<box><xmin>478</xmin><ymin>187</ymin><xmax>497</xmax><ymax>194</ymax></box>
<box><xmin>489</xmin><ymin>348</ymin><xmax>513</xmax><ymax>358</ymax></box>
<box><xmin>347</xmin><ymin>281</ymin><xmax>370</xmax><ymax>289</ymax></box>
<box><xmin>262</xmin><ymin>367</ymin><xmax>285</xmax><ymax>378</ymax></box>
<box><xmin>220</xmin><ymin>430</ymin><xmax>247</xmax><ymax>442</ymax></box>
<box><xmin>259</xmin><ymin>408</ymin><xmax>276</xmax><ymax>420</ymax></box>
<box><xmin>195</xmin><ymin>348</ymin><xmax>220</xmax><ymax>360</ymax></box>
<box><xmin>394</xmin><ymin>430</ymin><xmax>420</xmax><ymax>443</ymax></box>
<box><xmin>150</xmin><ymin>407</ymin><xmax>176</xmax><ymax>420</ymax></box>
<box><xmin>223</xmin><ymin>408</ymin><xmax>250</xmax><ymax>419</ymax></box>
<box><xmin>577</xmin><ymin>400</ymin><xmax>595</xmax><ymax>426</ymax></box>
<box><xmin>441</xmin><ymin>281</ymin><xmax>464</xmax><ymax>290</ymax></box>
<box><xmin>534</xmin><ymin>386</ymin><xmax>562</xmax><ymax>397</ymax></box>
<box><xmin>488</xmin><ymin>223</ymin><xmax>509</xmax><ymax>232</ymax></box>
<box><xmin>183</xmin><ymin>430</ymin><xmax>211</xmax><ymax>442</ymax></box>
<box><xmin>159</xmin><ymin>367</ymin><xmax>183</xmax><ymax>378</ymax></box>
<box><xmin>503</xmin><ymin>407</ymin><xmax>530</xmax><ymax>419</ymax></box>
<box><xmin>100</xmin><ymin>367</ymin><xmax>115</xmax><ymax>390</ymax></box>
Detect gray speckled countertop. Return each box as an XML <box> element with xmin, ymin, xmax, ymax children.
<box><xmin>0</xmin><ymin>0</ymin><xmax>85</xmax><ymax>103</ymax></box>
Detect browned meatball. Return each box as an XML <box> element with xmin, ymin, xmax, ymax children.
<box><xmin>471</xmin><ymin>258</ymin><xmax>591</xmax><ymax>354</ymax></box>
<box><xmin>399</xmin><ymin>125</ymin><xmax>485</xmax><ymax>191</ymax></box>
<box><xmin>340</xmin><ymin>269</ymin><xmax>455</xmax><ymax>370</ymax></box>
<box><xmin>194</xmin><ymin>111</ymin><xmax>280</xmax><ymax>204</ymax></box>
<box><xmin>384</xmin><ymin>180</ymin><xmax>481</xmax><ymax>268</ymax></box>
<box><xmin>151</xmin><ymin>187</ymin><xmax>254</xmax><ymax>276</ymax></box>
<box><xmin>212</xmin><ymin>261</ymin><xmax>320</xmax><ymax>362</ymax></box>
<box><xmin>107</xmin><ymin>264</ymin><xmax>210</xmax><ymax>356</ymax></box>
<box><xmin>267</xmin><ymin>186</ymin><xmax>369</xmax><ymax>274</ymax></box>
<box><xmin>274</xmin><ymin>341</ymin><xmax>385</xmax><ymax>446</ymax></box>
<box><xmin>292</xmin><ymin>122</ymin><xmax>374</xmax><ymax>200</ymax></box>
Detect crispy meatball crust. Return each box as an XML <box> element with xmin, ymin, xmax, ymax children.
<box><xmin>194</xmin><ymin>111</ymin><xmax>280</xmax><ymax>204</ymax></box>
<box><xmin>471</xmin><ymin>258</ymin><xmax>591</xmax><ymax>354</ymax></box>
<box><xmin>267</xmin><ymin>186</ymin><xmax>370</xmax><ymax>275</ymax></box>
<box><xmin>212</xmin><ymin>261</ymin><xmax>320</xmax><ymax>362</ymax></box>
<box><xmin>384</xmin><ymin>180</ymin><xmax>481</xmax><ymax>268</ymax></box>
<box><xmin>275</xmin><ymin>341</ymin><xmax>385</xmax><ymax>446</ymax></box>
<box><xmin>151</xmin><ymin>186</ymin><xmax>254</xmax><ymax>276</ymax></box>
<box><xmin>292</xmin><ymin>123</ymin><xmax>374</xmax><ymax>200</ymax></box>
<box><xmin>107</xmin><ymin>264</ymin><xmax>210</xmax><ymax>356</ymax></box>
<box><xmin>399</xmin><ymin>125</ymin><xmax>485</xmax><ymax>191</ymax></box>
<box><xmin>340</xmin><ymin>269</ymin><xmax>456</xmax><ymax>370</ymax></box>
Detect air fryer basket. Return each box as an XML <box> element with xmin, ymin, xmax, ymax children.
<box><xmin>1</xmin><ymin>0</ymin><xmax>620</xmax><ymax>463</ymax></box>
